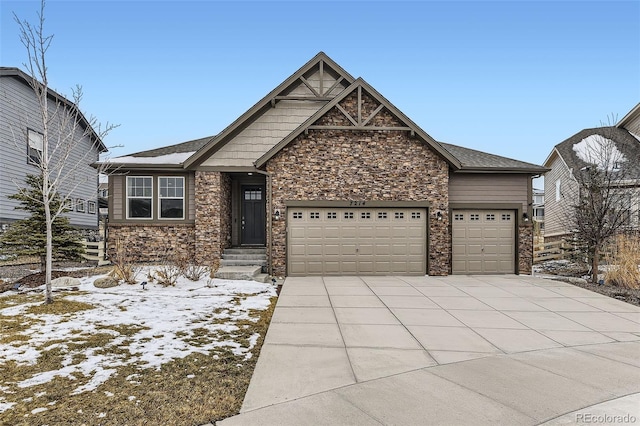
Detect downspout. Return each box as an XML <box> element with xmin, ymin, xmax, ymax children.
<box><xmin>254</xmin><ymin>168</ymin><xmax>273</xmax><ymax>277</ymax></box>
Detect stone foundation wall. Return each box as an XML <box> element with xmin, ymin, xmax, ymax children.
<box><xmin>266</xmin><ymin>90</ymin><xmax>450</xmax><ymax>276</ymax></box>
<box><xmin>107</xmin><ymin>224</ymin><xmax>195</xmax><ymax>263</ymax></box>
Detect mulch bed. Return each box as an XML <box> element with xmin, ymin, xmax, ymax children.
<box><xmin>561</xmin><ymin>279</ymin><xmax>640</xmax><ymax>307</ymax></box>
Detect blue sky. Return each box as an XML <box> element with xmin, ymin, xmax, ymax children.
<box><xmin>1</xmin><ymin>0</ymin><xmax>639</xmax><ymax>178</ymax></box>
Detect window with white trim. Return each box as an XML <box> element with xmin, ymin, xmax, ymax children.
<box><xmin>555</xmin><ymin>179</ymin><xmax>561</xmax><ymax>201</ymax></box>
<box><xmin>27</xmin><ymin>129</ymin><xmax>43</xmax><ymax>165</ymax></box>
<box><xmin>159</xmin><ymin>177</ymin><xmax>184</xmax><ymax>219</ymax></box>
<box><xmin>63</xmin><ymin>198</ymin><xmax>74</xmax><ymax>212</ymax></box>
<box><xmin>88</xmin><ymin>201</ymin><xmax>97</xmax><ymax>214</ymax></box>
<box><xmin>127</xmin><ymin>177</ymin><xmax>153</xmax><ymax>219</ymax></box>
<box><xmin>76</xmin><ymin>199</ymin><xmax>86</xmax><ymax>213</ymax></box>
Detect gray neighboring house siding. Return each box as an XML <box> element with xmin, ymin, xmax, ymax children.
<box><xmin>0</xmin><ymin>68</ymin><xmax>105</xmax><ymax>230</ymax></box>
<box><xmin>543</xmin><ymin>122</ymin><xmax>640</xmax><ymax>239</ymax></box>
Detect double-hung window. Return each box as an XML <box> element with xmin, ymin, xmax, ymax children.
<box><xmin>27</xmin><ymin>129</ymin><xmax>43</xmax><ymax>165</ymax></box>
<box><xmin>159</xmin><ymin>177</ymin><xmax>184</xmax><ymax>219</ymax></box>
<box><xmin>127</xmin><ymin>177</ymin><xmax>153</xmax><ymax>219</ymax></box>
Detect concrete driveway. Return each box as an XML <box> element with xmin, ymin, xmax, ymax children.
<box><xmin>219</xmin><ymin>275</ymin><xmax>640</xmax><ymax>425</ymax></box>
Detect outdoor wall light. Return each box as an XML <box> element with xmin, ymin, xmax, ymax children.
<box><xmin>436</xmin><ymin>211</ymin><xmax>443</xmax><ymax>221</ymax></box>
<box><xmin>274</xmin><ymin>209</ymin><xmax>281</xmax><ymax>220</ymax></box>
<box><xmin>523</xmin><ymin>212</ymin><xmax>529</xmax><ymax>222</ymax></box>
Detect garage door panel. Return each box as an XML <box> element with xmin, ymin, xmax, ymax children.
<box><xmin>452</xmin><ymin>209</ymin><xmax>515</xmax><ymax>274</ymax></box>
<box><xmin>288</xmin><ymin>208</ymin><xmax>426</xmax><ymax>276</ymax></box>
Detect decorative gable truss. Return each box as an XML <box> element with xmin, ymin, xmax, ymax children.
<box><xmin>271</xmin><ymin>58</ymin><xmax>350</xmax><ymax>106</ymax></box>
<box><xmin>309</xmin><ymin>86</ymin><xmax>414</xmax><ymax>133</ymax></box>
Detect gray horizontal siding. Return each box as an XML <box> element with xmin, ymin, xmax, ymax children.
<box><xmin>449</xmin><ymin>173</ymin><xmax>529</xmax><ymax>209</ymax></box>
<box><xmin>543</xmin><ymin>154</ymin><xmax>576</xmax><ymax>236</ymax></box>
<box><xmin>0</xmin><ymin>76</ymin><xmax>100</xmax><ymax>228</ymax></box>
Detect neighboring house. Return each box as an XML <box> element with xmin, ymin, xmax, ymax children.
<box><xmin>101</xmin><ymin>52</ymin><xmax>546</xmax><ymax>276</ymax></box>
<box><xmin>543</xmin><ymin>103</ymin><xmax>640</xmax><ymax>241</ymax></box>
<box><xmin>532</xmin><ymin>188</ymin><xmax>544</xmax><ymax>231</ymax></box>
<box><xmin>0</xmin><ymin>67</ymin><xmax>107</xmax><ymax>233</ymax></box>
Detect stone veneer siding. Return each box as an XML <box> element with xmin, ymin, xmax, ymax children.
<box><xmin>194</xmin><ymin>171</ymin><xmax>232</xmax><ymax>265</ymax></box>
<box><xmin>266</xmin><ymin>90</ymin><xmax>450</xmax><ymax>277</ymax></box>
<box><xmin>107</xmin><ymin>224</ymin><xmax>195</xmax><ymax>262</ymax></box>
<box><xmin>518</xmin><ymin>224</ymin><xmax>533</xmax><ymax>274</ymax></box>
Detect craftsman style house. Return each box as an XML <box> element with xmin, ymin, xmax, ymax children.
<box><xmin>0</xmin><ymin>67</ymin><xmax>106</xmax><ymax>232</ymax></box>
<box><xmin>543</xmin><ymin>103</ymin><xmax>640</xmax><ymax>240</ymax></box>
<box><xmin>102</xmin><ymin>53</ymin><xmax>546</xmax><ymax>277</ymax></box>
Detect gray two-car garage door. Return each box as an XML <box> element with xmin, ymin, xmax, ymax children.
<box><xmin>288</xmin><ymin>208</ymin><xmax>427</xmax><ymax>275</ymax></box>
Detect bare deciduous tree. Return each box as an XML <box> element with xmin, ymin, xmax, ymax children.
<box><xmin>12</xmin><ymin>0</ymin><xmax>117</xmax><ymax>303</ymax></box>
<box><xmin>564</xmin><ymin>129</ymin><xmax>639</xmax><ymax>283</ymax></box>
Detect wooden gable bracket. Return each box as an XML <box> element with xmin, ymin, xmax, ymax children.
<box><xmin>270</xmin><ymin>60</ymin><xmax>349</xmax><ymax>106</ymax></box>
<box><xmin>307</xmin><ymin>85</ymin><xmax>412</xmax><ymax>132</ymax></box>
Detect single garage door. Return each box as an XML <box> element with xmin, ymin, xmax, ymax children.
<box><xmin>288</xmin><ymin>207</ymin><xmax>427</xmax><ymax>275</ymax></box>
<box><xmin>452</xmin><ymin>210</ymin><xmax>515</xmax><ymax>274</ymax></box>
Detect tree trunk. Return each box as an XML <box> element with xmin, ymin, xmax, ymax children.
<box><xmin>44</xmin><ymin>189</ymin><xmax>53</xmax><ymax>304</ymax></box>
<box><xmin>591</xmin><ymin>246</ymin><xmax>599</xmax><ymax>284</ymax></box>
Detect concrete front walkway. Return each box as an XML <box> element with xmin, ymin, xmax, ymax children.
<box><xmin>219</xmin><ymin>275</ymin><xmax>640</xmax><ymax>425</ymax></box>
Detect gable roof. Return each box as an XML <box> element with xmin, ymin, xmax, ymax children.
<box><xmin>0</xmin><ymin>67</ymin><xmax>107</xmax><ymax>153</ymax></box>
<box><xmin>103</xmin><ymin>52</ymin><xmax>547</xmax><ymax>175</ymax></box>
<box><xmin>182</xmin><ymin>52</ymin><xmax>355</xmax><ymax>169</ymax></box>
<box><xmin>545</xmin><ymin>126</ymin><xmax>640</xmax><ymax>179</ymax></box>
<box><xmin>440</xmin><ymin>142</ymin><xmax>548</xmax><ymax>173</ymax></box>
<box><xmin>617</xmin><ymin>102</ymin><xmax>640</xmax><ymax>131</ymax></box>
<box><xmin>255</xmin><ymin>78</ymin><xmax>462</xmax><ymax>169</ymax></box>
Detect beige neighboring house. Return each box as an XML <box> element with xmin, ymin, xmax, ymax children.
<box><xmin>100</xmin><ymin>52</ymin><xmax>546</xmax><ymax>277</ymax></box>
<box><xmin>543</xmin><ymin>103</ymin><xmax>640</xmax><ymax>241</ymax></box>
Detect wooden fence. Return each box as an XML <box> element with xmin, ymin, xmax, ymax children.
<box><xmin>81</xmin><ymin>240</ymin><xmax>110</xmax><ymax>266</ymax></box>
<box><xmin>533</xmin><ymin>239</ymin><xmax>578</xmax><ymax>263</ymax></box>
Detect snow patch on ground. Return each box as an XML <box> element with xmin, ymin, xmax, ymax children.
<box><xmin>0</xmin><ymin>269</ymin><xmax>276</xmax><ymax>406</ymax></box>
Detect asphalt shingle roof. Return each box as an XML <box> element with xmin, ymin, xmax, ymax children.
<box><xmin>439</xmin><ymin>142</ymin><xmax>547</xmax><ymax>172</ymax></box>
<box><xmin>124</xmin><ymin>135</ymin><xmax>215</xmax><ymax>158</ymax></box>
<box><xmin>553</xmin><ymin>126</ymin><xmax>640</xmax><ymax>178</ymax></box>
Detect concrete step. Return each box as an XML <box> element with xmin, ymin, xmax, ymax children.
<box><xmin>222</xmin><ymin>254</ymin><xmax>266</xmax><ymax>261</ymax></box>
<box><xmin>224</xmin><ymin>248</ymin><xmax>266</xmax><ymax>255</ymax></box>
<box><xmin>214</xmin><ymin>265</ymin><xmax>262</xmax><ymax>281</ymax></box>
<box><xmin>253</xmin><ymin>273</ymin><xmax>271</xmax><ymax>283</ymax></box>
<box><xmin>220</xmin><ymin>259</ymin><xmax>267</xmax><ymax>267</ymax></box>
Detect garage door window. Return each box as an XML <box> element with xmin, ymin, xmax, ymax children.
<box><xmin>361</xmin><ymin>212</ymin><xmax>371</xmax><ymax>219</ymax></box>
<box><xmin>501</xmin><ymin>213</ymin><xmax>511</xmax><ymax>221</ymax></box>
<box><xmin>395</xmin><ymin>212</ymin><xmax>404</xmax><ymax>219</ymax></box>
<box><xmin>454</xmin><ymin>213</ymin><xmax>464</xmax><ymax>220</ymax></box>
<box><xmin>412</xmin><ymin>212</ymin><xmax>421</xmax><ymax>219</ymax></box>
<box><xmin>378</xmin><ymin>212</ymin><xmax>387</xmax><ymax>219</ymax></box>
<box><xmin>486</xmin><ymin>214</ymin><xmax>495</xmax><ymax>221</ymax></box>
<box><xmin>470</xmin><ymin>214</ymin><xmax>480</xmax><ymax>221</ymax></box>
<box><xmin>293</xmin><ymin>212</ymin><xmax>303</xmax><ymax>219</ymax></box>
<box><xmin>310</xmin><ymin>212</ymin><xmax>320</xmax><ymax>219</ymax></box>
<box><xmin>344</xmin><ymin>212</ymin><xmax>354</xmax><ymax>219</ymax></box>
<box><xmin>327</xmin><ymin>212</ymin><xmax>337</xmax><ymax>219</ymax></box>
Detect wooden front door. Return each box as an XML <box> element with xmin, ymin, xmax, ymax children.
<box><xmin>241</xmin><ymin>186</ymin><xmax>266</xmax><ymax>245</ymax></box>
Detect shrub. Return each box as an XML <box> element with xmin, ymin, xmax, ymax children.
<box><xmin>604</xmin><ymin>234</ymin><xmax>640</xmax><ymax>290</ymax></box>
<box><xmin>183</xmin><ymin>263</ymin><xmax>209</xmax><ymax>281</ymax></box>
<box><xmin>109</xmin><ymin>239</ymin><xmax>141</xmax><ymax>284</ymax></box>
